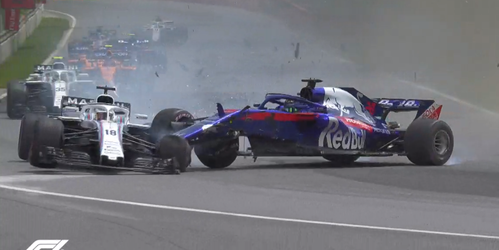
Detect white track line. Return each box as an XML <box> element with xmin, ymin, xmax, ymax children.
<box><xmin>42</xmin><ymin>10</ymin><xmax>77</xmax><ymax>64</ymax></box>
<box><xmin>1</xmin><ymin>184</ymin><xmax>499</xmax><ymax>240</ymax></box>
<box><xmin>399</xmin><ymin>79</ymin><xmax>499</xmax><ymax>117</ymax></box>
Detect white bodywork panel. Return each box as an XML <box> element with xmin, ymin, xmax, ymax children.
<box><xmin>95</xmin><ymin>120</ymin><xmax>125</xmax><ymax>161</ymax></box>
<box><xmin>152</xmin><ymin>27</ymin><xmax>161</xmax><ymax>42</ymax></box>
<box><xmin>148</xmin><ymin>20</ymin><xmax>173</xmax><ymax>42</ymax></box>
<box><xmin>322</xmin><ymin>87</ymin><xmax>376</xmax><ymax>125</ymax></box>
<box><xmin>53</xmin><ymin>80</ymin><xmax>67</xmax><ymax>108</ymax></box>
<box><xmin>322</xmin><ymin>87</ymin><xmax>358</xmax><ymax>116</ymax></box>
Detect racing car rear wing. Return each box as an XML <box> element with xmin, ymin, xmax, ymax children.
<box><xmin>339</xmin><ymin>87</ymin><xmax>442</xmax><ymax>121</ymax></box>
<box><xmin>34</xmin><ymin>64</ymin><xmax>54</xmax><ymax>72</ymax></box>
<box><xmin>60</xmin><ymin>96</ymin><xmax>131</xmax><ymax>111</ymax></box>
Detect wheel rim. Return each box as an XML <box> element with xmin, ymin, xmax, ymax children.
<box><xmin>434</xmin><ymin>130</ymin><xmax>450</xmax><ymax>155</ymax></box>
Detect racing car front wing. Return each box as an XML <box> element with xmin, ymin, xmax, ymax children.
<box><xmin>38</xmin><ymin>146</ymin><xmax>180</xmax><ymax>174</ymax></box>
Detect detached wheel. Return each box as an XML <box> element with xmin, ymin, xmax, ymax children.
<box><xmin>29</xmin><ymin>118</ymin><xmax>64</xmax><ymax>168</ymax></box>
<box><xmin>404</xmin><ymin>118</ymin><xmax>454</xmax><ymax>166</ymax></box>
<box><xmin>194</xmin><ymin>139</ymin><xmax>238</xmax><ymax>169</ymax></box>
<box><xmin>149</xmin><ymin>108</ymin><xmax>194</xmax><ymax>143</ymax></box>
<box><xmin>6</xmin><ymin>81</ymin><xmax>26</xmax><ymax>119</ymax></box>
<box><xmin>322</xmin><ymin>155</ymin><xmax>359</xmax><ymax>166</ymax></box>
<box><xmin>157</xmin><ymin>135</ymin><xmax>192</xmax><ymax>172</ymax></box>
<box><xmin>18</xmin><ymin>113</ymin><xmax>44</xmax><ymax>160</ymax></box>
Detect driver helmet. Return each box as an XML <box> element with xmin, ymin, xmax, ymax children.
<box><xmin>53</xmin><ymin>62</ymin><xmax>66</xmax><ymax>70</ymax></box>
<box><xmin>282</xmin><ymin>99</ymin><xmax>298</xmax><ymax>113</ymax></box>
<box><xmin>94</xmin><ymin>109</ymin><xmax>107</xmax><ymax>120</ymax></box>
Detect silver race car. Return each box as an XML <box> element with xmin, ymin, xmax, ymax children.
<box><xmin>138</xmin><ymin>17</ymin><xmax>188</xmax><ymax>46</ymax></box>
<box><xmin>6</xmin><ymin>61</ymin><xmax>91</xmax><ymax>119</ymax></box>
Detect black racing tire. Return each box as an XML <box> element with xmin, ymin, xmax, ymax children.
<box><xmin>194</xmin><ymin>139</ymin><xmax>238</xmax><ymax>169</ymax></box>
<box><xmin>6</xmin><ymin>81</ymin><xmax>26</xmax><ymax>119</ymax></box>
<box><xmin>41</xmin><ymin>82</ymin><xmax>55</xmax><ymax>112</ymax></box>
<box><xmin>18</xmin><ymin>113</ymin><xmax>44</xmax><ymax>160</ymax></box>
<box><xmin>29</xmin><ymin>118</ymin><xmax>64</xmax><ymax>168</ymax></box>
<box><xmin>149</xmin><ymin>108</ymin><xmax>194</xmax><ymax>143</ymax></box>
<box><xmin>157</xmin><ymin>135</ymin><xmax>192</xmax><ymax>172</ymax></box>
<box><xmin>24</xmin><ymin>82</ymin><xmax>54</xmax><ymax>114</ymax></box>
<box><xmin>51</xmin><ymin>107</ymin><xmax>61</xmax><ymax>116</ymax></box>
<box><xmin>322</xmin><ymin>155</ymin><xmax>360</xmax><ymax>166</ymax></box>
<box><xmin>404</xmin><ymin>118</ymin><xmax>454</xmax><ymax>166</ymax></box>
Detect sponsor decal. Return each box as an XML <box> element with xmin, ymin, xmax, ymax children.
<box><xmin>379</xmin><ymin>99</ymin><xmax>420</xmax><ymax>107</ymax></box>
<box><xmin>356</xmin><ymin>91</ymin><xmax>376</xmax><ymax>115</ymax></box>
<box><xmin>98</xmin><ymin>122</ymin><xmax>124</xmax><ymax>160</ymax></box>
<box><xmin>4</xmin><ymin>8</ymin><xmax>20</xmax><ymax>31</ymax></box>
<box><xmin>421</xmin><ymin>104</ymin><xmax>442</xmax><ymax>120</ymax></box>
<box><xmin>378</xmin><ymin>99</ymin><xmax>393</xmax><ymax>106</ymax></box>
<box><xmin>34</xmin><ymin>64</ymin><xmax>53</xmax><ymax>71</ymax></box>
<box><xmin>373</xmin><ymin>127</ymin><xmax>391</xmax><ymax>134</ymax></box>
<box><xmin>365</xmin><ymin>101</ymin><xmax>376</xmax><ymax>115</ymax></box>
<box><xmin>66</xmin><ymin>97</ymin><xmax>91</xmax><ymax>105</ymax></box>
<box><xmin>1</xmin><ymin>0</ymin><xmax>35</xmax><ymax>9</ymax></box>
<box><xmin>338</xmin><ymin>117</ymin><xmax>373</xmax><ymax>132</ymax></box>
<box><xmin>62</xmin><ymin>97</ymin><xmax>131</xmax><ymax>110</ymax></box>
<box><xmin>319</xmin><ymin>118</ymin><xmax>366</xmax><ymax>150</ymax></box>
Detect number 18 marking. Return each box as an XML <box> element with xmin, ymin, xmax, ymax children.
<box><xmin>105</xmin><ymin>129</ymin><xmax>117</xmax><ymax>136</ymax></box>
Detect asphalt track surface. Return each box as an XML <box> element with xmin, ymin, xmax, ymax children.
<box><xmin>1</xmin><ymin>0</ymin><xmax>499</xmax><ymax>249</ymax></box>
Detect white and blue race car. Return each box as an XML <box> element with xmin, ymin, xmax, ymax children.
<box><xmin>17</xmin><ymin>86</ymin><xmax>193</xmax><ymax>174</ymax></box>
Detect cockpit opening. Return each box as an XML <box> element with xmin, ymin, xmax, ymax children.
<box><xmin>53</xmin><ymin>62</ymin><xmax>66</xmax><ymax>70</ymax></box>
<box><xmin>96</xmin><ymin>94</ymin><xmax>114</xmax><ymax>104</ymax></box>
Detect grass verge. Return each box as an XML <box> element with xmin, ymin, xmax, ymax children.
<box><xmin>0</xmin><ymin>17</ymin><xmax>69</xmax><ymax>88</ymax></box>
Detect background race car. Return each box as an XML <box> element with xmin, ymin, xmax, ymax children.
<box><xmin>6</xmin><ymin>63</ymin><xmax>95</xmax><ymax>119</ymax></box>
<box><xmin>130</xmin><ymin>17</ymin><xmax>188</xmax><ymax>47</ymax></box>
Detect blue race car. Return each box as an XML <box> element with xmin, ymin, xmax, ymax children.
<box><xmin>151</xmin><ymin>78</ymin><xmax>453</xmax><ymax>171</ymax></box>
